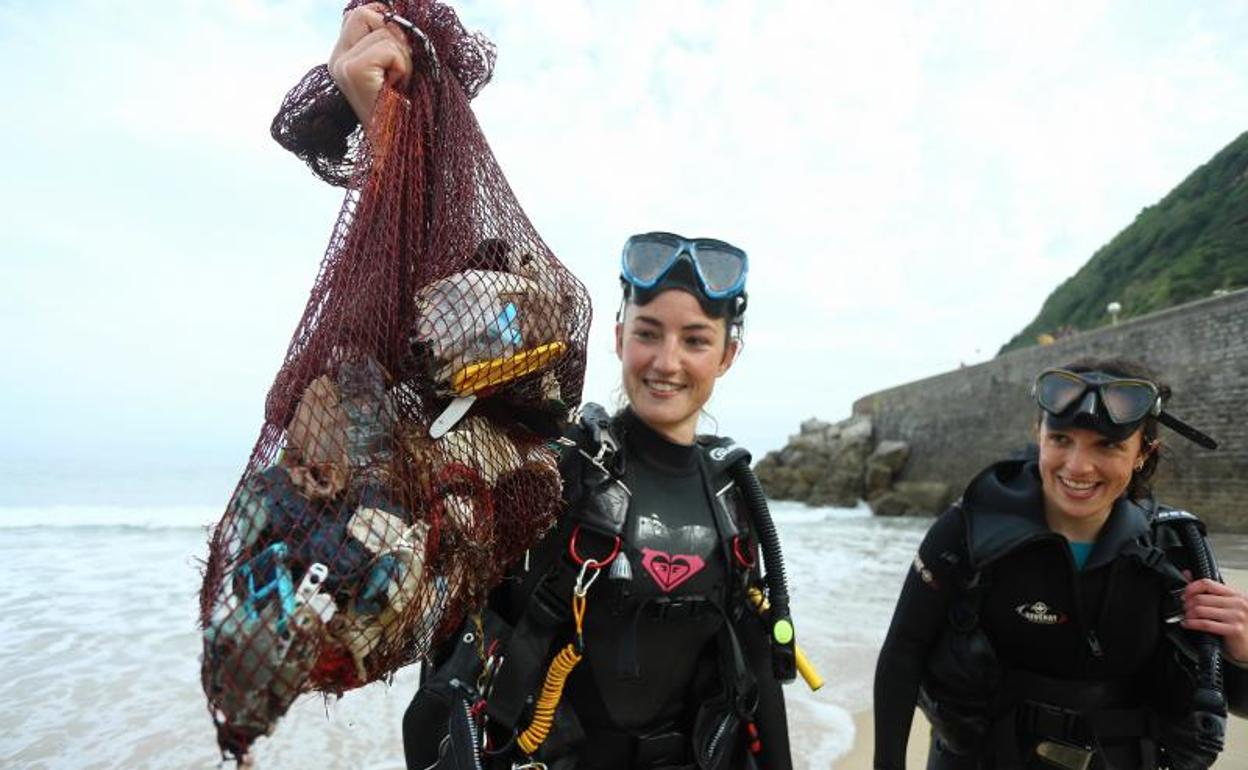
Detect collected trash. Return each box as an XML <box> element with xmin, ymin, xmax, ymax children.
<box><xmin>204</xmin><ymin>371</ymin><xmax>565</xmax><ymax>755</ymax></box>
<box><xmin>199</xmin><ymin>1</ymin><xmax>590</xmax><ymax>760</ymax></box>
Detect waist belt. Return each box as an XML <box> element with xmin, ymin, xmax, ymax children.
<box><xmin>1016</xmin><ymin>700</ymin><xmax>1148</xmax><ymax>743</ymax></box>
<box><xmin>1007</xmin><ymin>669</ymin><xmax>1137</xmax><ymax>711</ymax></box>
<box><xmin>579</xmin><ymin>723</ymin><xmax>693</xmax><ymax>770</ymax></box>
<box><xmin>989</xmin><ymin>671</ymin><xmax>1150</xmax><ymax>769</ymax></box>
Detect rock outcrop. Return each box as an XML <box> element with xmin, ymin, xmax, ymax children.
<box><xmin>754</xmin><ymin>417</ymin><xmax>953</xmax><ymax>516</ymax></box>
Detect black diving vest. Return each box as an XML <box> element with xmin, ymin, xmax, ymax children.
<box><xmin>469</xmin><ymin>405</ymin><xmax>760</xmax><ymax>758</ymax></box>
<box><xmin>567</xmin><ymin>409</ymin><xmax>736</xmax><ymax>730</ymax></box>
<box><xmin>920</xmin><ymin>472</ymin><xmax>1226</xmax><ymax>770</ymax></box>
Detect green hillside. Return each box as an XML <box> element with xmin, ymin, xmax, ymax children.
<box><xmin>1000</xmin><ymin>130</ymin><xmax>1248</xmax><ymax>354</ymax></box>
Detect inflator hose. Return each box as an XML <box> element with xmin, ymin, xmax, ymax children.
<box><xmin>1177</xmin><ymin>520</ymin><xmax>1227</xmax><ymax>754</ymax></box>
<box><xmin>730</xmin><ymin>458</ymin><xmax>797</xmax><ymax>682</ymax></box>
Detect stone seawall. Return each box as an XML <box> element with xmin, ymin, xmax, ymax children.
<box><xmin>851</xmin><ymin>289</ymin><xmax>1248</xmax><ymax>532</ymax></box>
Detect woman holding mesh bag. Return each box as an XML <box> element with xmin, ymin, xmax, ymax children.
<box><xmin>307</xmin><ymin>4</ymin><xmax>803</xmax><ymax>769</ymax></box>
<box><xmin>202</xmin><ymin>0</ymin><xmax>593</xmax><ymax>761</ymax></box>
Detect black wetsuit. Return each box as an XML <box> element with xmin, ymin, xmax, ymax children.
<box><xmin>408</xmin><ymin>408</ymin><xmax>791</xmax><ymax>770</ymax></box>
<box><xmin>873</xmin><ymin>459</ymin><xmax>1241</xmax><ymax>770</ymax></box>
<box><xmin>564</xmin><ymin>409</ymin><xmax>731</xmax><ymax>740</ymax></box>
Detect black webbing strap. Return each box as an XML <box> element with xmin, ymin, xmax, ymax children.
<box><xmin>484</xmin><ymin>567</ymin><xmax>575</xmax><ymax>731</ymax></box>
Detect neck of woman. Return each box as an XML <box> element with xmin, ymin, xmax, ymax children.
<box><xmin>1042</xmin><ymin>500</ymin><xmax>1112</xmax><ymax>544</ymax></box>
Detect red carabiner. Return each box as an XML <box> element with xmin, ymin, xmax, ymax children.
<box><xmin>732</xmin><ymin>535</ymin><xmax>756</xmax><ymax>569</ymax></box>
<box><xmin>568</xmin><ymin>524</ymin><xmax>621</xmax><ymax>568</ymax></box>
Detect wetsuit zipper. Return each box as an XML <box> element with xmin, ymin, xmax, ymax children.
<box><xmin>704</xmin><ymin>712</ymin><xmax>733</xmax><ymax>767</ymax></box>
<box><xmin>1086</xmin><ymin>560</ymin><xmax>1122</xmax><ymax>663</ymax></box>
<box><xmin>1055</xmin><ymin>534</ymin><xmax>1104</xmax><ymax>670</ymax></box>
<box><xmin>461</xmin><ymin>696</ymin><xmax>485</xmax><ymax>770</ymax></box>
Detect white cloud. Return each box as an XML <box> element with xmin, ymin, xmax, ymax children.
<box><xmin>2</xmin><ymin>0</ymin><xmax>1245</xmax><ymax>481</ymax></box>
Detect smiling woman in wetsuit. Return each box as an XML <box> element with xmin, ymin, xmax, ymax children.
<box><xmin>400</xmin><ymin>234</ymin><xmax>794</xmax><ymax>770</ymax></box>
<box><xmin>315</xmin><ymin>7</ymin><xmax>797</xmax><ymax>769</ymax></box>
<box><xmin>873</xmin><ymin>357</ymin><xmax>1248</xmax><ymax>770</ymax></box>
<box><xmin>395</xmin><ymin>240</ymin><xmax>795</xmax><ymax>770</ymax></box>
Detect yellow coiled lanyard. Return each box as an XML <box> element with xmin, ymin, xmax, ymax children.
<box><xmin>516</xmin><ymin>534</ymin><xmax>615</xmax><ymax>756</ymax></box>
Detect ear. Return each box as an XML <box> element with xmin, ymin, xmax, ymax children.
<box><xmin>614</xmin><ymin>321</ymin><xmax>624</xmax><ymax>360</ymax></box>
<box><xmin>716</xmin><ymin>338</ymin><xmax>740</xmax><ymax>377</ymax></box>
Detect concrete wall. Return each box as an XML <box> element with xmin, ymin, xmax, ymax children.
<box><xmin>852</xmin><ymin>289</ymin><xmax>1248</xmax><ymax>532</ymax></box>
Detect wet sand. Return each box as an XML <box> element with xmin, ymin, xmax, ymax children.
<box><xmin>833</xmin><ymin>568</ymin><xmax>1248</xmax><ymax>769</ymax></box>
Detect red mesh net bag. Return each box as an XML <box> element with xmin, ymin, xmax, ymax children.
<box><xmin>198</xmin><ymin>1</ymin><xmax>591</xmax><ymax>759</ymax></box>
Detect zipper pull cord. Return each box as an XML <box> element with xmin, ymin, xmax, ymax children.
<box><xmin>1087</xmin><ymin>630</ymin><xmax>1104</xmax><ymax>658</ymax></box>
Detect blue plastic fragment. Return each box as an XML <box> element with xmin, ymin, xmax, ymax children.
<box><xmin>239</xmin><ymin>542</ymin><xmax>297</xmax><ymax>633</ymax></box>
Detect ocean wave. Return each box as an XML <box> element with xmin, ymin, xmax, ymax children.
<box><xmin>768</xmin><ymin>499</ymin><xmax>872</xmax><ymax>524</ymax></box>
<box><xmin>0</xmin><ymin>504</ymin><xmax>219</xmax><ymax>529</ymax></box>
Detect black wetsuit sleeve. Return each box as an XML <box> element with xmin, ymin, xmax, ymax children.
<box><xmin>873</xmin><ymin>507</ymin><xmax>968</xmax><ymax>770</ymax></box>
<box><xmin>1226</xmin><ymin>658</ymin><xmax>1248</xmax><ymax>718</ymax></box>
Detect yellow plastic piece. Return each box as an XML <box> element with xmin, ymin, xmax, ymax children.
<box><xmin>773</xmin><ymin>618</ymin><xmax>794</xmax><ymax>645</ymax></box>
<box><xmin>449</xmin><ymin>341</ymin><xmax>568</xmax><ymax>396</ymax></box>
<box><xmin>748</xmin><ymin>588</ymin><xmax>825</xmax><ymax>692</ymax></box>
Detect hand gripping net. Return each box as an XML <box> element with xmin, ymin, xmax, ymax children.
<box><xmin>198</xmin><ymin>1</ymin><xmax>591</xmax><ymax>759</ymax></box>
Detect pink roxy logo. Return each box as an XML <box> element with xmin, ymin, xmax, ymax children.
<box><xmin>640</xmin><ymin>548</ymin><xmax>706</xmax><ymax>593</ymax></box>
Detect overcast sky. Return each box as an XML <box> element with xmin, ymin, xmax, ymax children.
<box><xmin>2</xmin><ymin>0</ymin><xmax>1245</xmax><ymax>506</ymax></box>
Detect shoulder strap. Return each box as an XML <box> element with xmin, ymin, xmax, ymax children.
<box><xmin>945</xmin><ymin>502</ymin><xmax>991</xmax><ymax>630</ymax></box>
<box><xmin>697</xmin><ymin>433</ymin><xmax>752</xmax><ymax>471</ymax></box>
<box><xmin>1139</xmin><ymin>502</ymin><xmax>1217</xmax><ymax>584</ymax></box>
<box><xmin>696</xmin><ymin>435</ymin><xmax>749</xmax><ymax>549</ymax></box>
<box><xmin>486</xmin><ymin>405</ymin><xmax>630</xmax><ymax>730</ymax></box>
<box><xmin>571</xmin><ymin>402</ymin><xmax>624</xmax><ymax>476</ymax></box>
<box><xmin>557</xmin><ymin>403</ymin><xmax>631</xmax><ymax>539</ymax></box>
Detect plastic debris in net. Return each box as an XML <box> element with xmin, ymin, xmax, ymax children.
<box><xmin>198</xmin><ymin>1</ymin><xmax>591</xmax><ymax>761</ymax></box>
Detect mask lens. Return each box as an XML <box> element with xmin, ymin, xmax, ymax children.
<box><xmin>692</xmin><ymin>242</ymin><xmax>747</xmax><ymax>295</ymax></box>
<box><xmin>1035</xmin><ymin>370</ymin><xmax>1087</xmax><ymax>415</ymax></box>
<box><xmin>623</xmin><ymin>236</ymin><xmax>679</xmax><ymax>286</ymax></box>
<box><xmin>1100</xmin><ymin>381</ymin><xmax>1157</xmax><ymax>424</ymax></box>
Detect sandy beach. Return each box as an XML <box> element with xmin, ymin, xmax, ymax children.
<box><xmin>833</xmin><ymin>568</ymin><xmax>1248</xmax><ymax>769</ymax></box>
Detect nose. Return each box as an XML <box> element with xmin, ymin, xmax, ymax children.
<box><xmin>1063</xmin><ymin>443</ymin><xmax>1096</xmax><ymax>476</ymax></box>
<box><xmin>651</xmin><ymin>335</ymin><xmax>680</xmax><ymax>375</ymax></box>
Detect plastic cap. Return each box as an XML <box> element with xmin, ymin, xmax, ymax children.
<box><xmin>773</xmin><ymin>619</ymin><xmax>794</xmax><ymax>645</ymax></box>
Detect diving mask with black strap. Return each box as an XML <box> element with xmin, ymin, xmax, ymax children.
<box><xmin>620</xmin><ymin>231</ymin><xmax>748</xmax><ymax>320</ymax></box>
<box><xmin>1032</xmin><ymin>368</ymin><xmax>1218</xmax><ymax>450</ymax></box>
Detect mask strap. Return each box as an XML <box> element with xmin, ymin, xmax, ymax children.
<box><xmin>1157</xmin><ymin>412</ymin><xmax>1219</xmax><ymax>450</ymax></box>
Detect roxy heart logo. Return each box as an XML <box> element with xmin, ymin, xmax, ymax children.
<box><xmin>640</xmin><ymin>548</ymin><xmax>706</xmax><ymax>593</ymax></box>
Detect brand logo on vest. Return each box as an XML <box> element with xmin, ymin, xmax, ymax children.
<box><xmin>912</xmin><ymin>554</ymin><xmax>939</xmax><ymax>589</ymax></box>
<box><xmin>1015</xmin><ymin>601</ymin><xmax>1068</xmax><ymax>625</ymax></box>
<box><xmin>709</xmin><ymin>445</ymin><xmax>738</xmax><ymax>462</ymax></box>
<box><xmin>640</xmin><ymin>548</ymin><xmax>706</xmax><ymax>592</ymax></box>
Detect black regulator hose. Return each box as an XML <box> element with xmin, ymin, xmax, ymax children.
<box><xmin>730</xmin><ymin>458</ymin><xmax>797</xmax><ymax>683</ymax></box>
<box><xmin>1177</xmin><ymin>520</ymin><xmax>1227</xmax><ymax>756</ymax></box>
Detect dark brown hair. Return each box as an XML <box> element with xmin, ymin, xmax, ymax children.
<box><xmin>1042</xmin><ymin>356</ymin><xmax>1169</xmax><ymax>501</ymax></box>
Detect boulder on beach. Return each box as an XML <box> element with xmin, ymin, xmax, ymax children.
<box><xmin>868</xmin><ymin>481</ymin><xmax>953</xmax><ymax>517</ymax></box>
<box><xmin>754</xmin><ymin>415</ymin><xmax>873</xmax><ymax>508</ymax></box>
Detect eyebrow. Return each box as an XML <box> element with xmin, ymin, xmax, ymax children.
<box><xmin>633</xmin><ymin>314</ymin><xmax>716</xmax><ymax>333</ymax></box>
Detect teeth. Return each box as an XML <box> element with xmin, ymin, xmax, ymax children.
<box><xmin>1060</xmin><ymin>477</ymin><xmax>1097</xmax><ymax>491</ymax></box>
<box><xmin>647</xmin><ymin>381</ymin><xmax>682</xmax><ymax>392</ymax></box>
